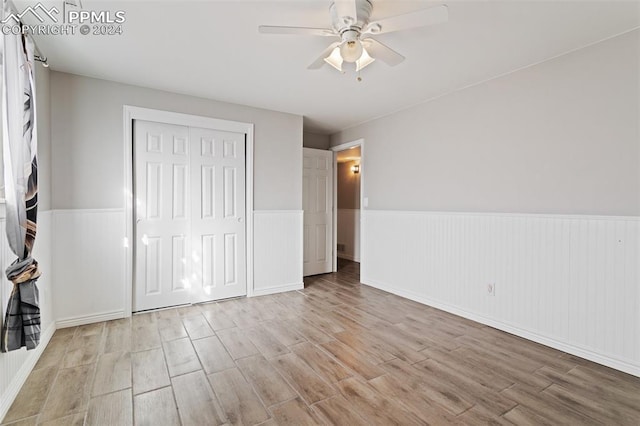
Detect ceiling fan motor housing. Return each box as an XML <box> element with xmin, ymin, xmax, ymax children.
<box><xmin>330</xmin><ymin>0</ymin><xmax>373</xmax><ymax>34</ymax></box>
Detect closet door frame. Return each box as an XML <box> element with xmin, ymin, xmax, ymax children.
<box><xmin>123</xmin><ymin>106</ymin><xmax>254</xmax><ymax>317</ymax></box>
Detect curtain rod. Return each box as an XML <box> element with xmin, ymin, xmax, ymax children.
<box><xmin>4</xmin><ymin>0</ymin><xmax>49</xmax><ymax>67</ymax></box>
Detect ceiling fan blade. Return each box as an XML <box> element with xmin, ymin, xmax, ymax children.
<box><xmin>308</xmin><ymin>41</ymin><xmax>342</xmax><ymax>69</ymax></box>
<box><xmin>362</xmin><ymin>38</ymin><xmax>405</xmax><ymax>66</ymax></box>
<box><xmin>363</xmin><ymin>4</ymin><xmax>448</xmax><ymax>35</ymax></box>
<box><xmin>333</xmin><ymin>0</ymin><xmax>359</xmax><ymax>24</ymax></box>
<box><xmin>258</xmin><ymin>26</ymin><xmax>336</xmax><ymax>37</ymax></box>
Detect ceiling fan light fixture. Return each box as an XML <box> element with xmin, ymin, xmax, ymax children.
<box><xmin>356</xmin><ymin>48</ymin><xmax>375</xmax><ymax>71</ymax></box>
<box><xmin>340</xmin><ymin>39</ymin><xmax>363</xmax><ymax>63</ymax></box>
<box><xmin>324</xmin><ymin>47</ymin><xmax>344</xmax><ymax>71</ymax></box>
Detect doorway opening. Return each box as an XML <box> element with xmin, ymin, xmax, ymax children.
<box><xmin>331</xmin><ymin>139</ymin><xmax>364</xmax><ymax>274</ymax></box>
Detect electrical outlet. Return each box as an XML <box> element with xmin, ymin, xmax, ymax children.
<box><xmin>487</xmin><ymin>283</ymin><xmax>496</xmax><ymax>296</ymax></box>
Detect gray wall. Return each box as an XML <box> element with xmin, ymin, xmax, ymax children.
<box><xmin>303</xmin><ymin>132</ymin><xmax>330</xmax><ymax>150</ymax></box>
<box><xmin>51</xmin><ymin>72</ymin><xmax>303</xmax><ymax>210</ymax></box>
<box><xmin>331</xmin><ymin>30</ymin><xmax>640</xmax><ymax>216</ymax></box>
<box><xmin>337</xmin><ymin>161</ymin><xmax>360</xmax><ymax>210</ymax></box>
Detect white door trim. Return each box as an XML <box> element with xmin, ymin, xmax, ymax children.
<box><xmin>330</xmin><ymin>139</ymin><xmax>364</xmax><ymax>272</ymax></box>
<box><xmin>123</xmin><ymin>106</ymin><xmax>255</xmax><ymax>316</ymax></box>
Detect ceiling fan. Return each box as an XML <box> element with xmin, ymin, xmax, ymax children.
<box><xmin>258</xmin><ymin>0</ymin><xmax>448</xmax><ymax>75</ymax></box>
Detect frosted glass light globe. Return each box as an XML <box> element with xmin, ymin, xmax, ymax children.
<box><xmin>340</xmin><ymin>40</ymin><xmax>363</xmax><ymax>63</ymax></box>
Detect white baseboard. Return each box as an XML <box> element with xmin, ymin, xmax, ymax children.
<box><xmin>0</xmin><ymin>323</ymin><xmax>56</xmax><ymax>421</ymax></box>
<box><xmin>56</xmin><ymin>310</ymin><xmax>125</xmax><ymax>329</ymax></box>
<box><xmin>362</xmin><ymin>276</ymin><xmax>640</xmax><ymax>378</ymax></box>
<box><xmin>337</xmin><ymin>254</ymin><xmax>360</xmax><ymax>262</ymax></box>
<box><xmin>251</xmin><ymin>282</ymin><xmax>303</xmax><ymax>297</ymax></box>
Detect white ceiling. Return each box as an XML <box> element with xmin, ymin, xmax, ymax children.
<box><xmin>18</xmin><ymin>0</ymin><xmax>640</xmax><ymax>134</ymax></box>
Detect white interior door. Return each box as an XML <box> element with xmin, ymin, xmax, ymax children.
<box><xmin>303</xmin><ymin>148</ymin><xmax>333</xmax><ymax>276</ymax></box>
<box><xmin>134</xmin><ymin>120</ymin><xmax>246</xmax><ymax>311</ymax></box>
<box><xmin>134</xmin><ymin>121</ymin><xmax>191</xmax><ymax>311</ymax></box>
<box><xmin>190</xmin><ymin>127</ymin><xmax>246</xmax><ymax>302</ymax></box>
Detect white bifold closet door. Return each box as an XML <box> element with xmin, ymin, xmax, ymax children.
<box><xmin>134</xmin><ymin>120</ymin><xmax>246</xmax><ymax>312</ymax></box>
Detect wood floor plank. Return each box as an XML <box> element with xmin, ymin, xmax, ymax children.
<box><xmin>131</xmin><ymin>312</ymin><xmax>156</xmax><ymax>327</ymax></box>
<box><xmin>368</xmin><ymin>374</ymin><xmax>460</xmax><ymax>424</ymax></box>
<box><xmin>171</xmin><ymin>371</ymin><xmax>227</xmax><ymax>426</ymax></box>
<box><xmin>157</xmin><ymin>317</ymin><xmax>189</xmax><ymax>342</ymax></box>
<box><xmin>132</xmin><ymin>348</ymin><xmax>170</xmax><ymax>395</ymax></box>
<box><xmin>414</xmin><ymin>358</ymin><xmax>518</xmax><ymax>415</ymax></box>
<box><xmin>162</xmin><ymin>338</ymin><xmax>201</xmax><ymax>377</ymax></box>
<box><xmin>74</xmin><ymin>322</ymin><xmax>105</xmax><ymax>338</ymax></box>
<box><xmin>500</xmin><ymin>384</ymin><xmax>600</xmax><ymax>425</ymax></box>
<box><xmin>333</xmin><ymin>330</ymin><xmax>396</xmax><ymax>364</ymax></box>
<box><xmin>3</xmin><ymin>366</ymin><xmax>57</xmax><ymax>423</ymax></box>
<box><xmin>208</xmin><ymin>368</ymin><xmax>271</xmax><ymax>426</ymax></box>
<box><xmin>39</xmin><ymin>412</ymin><xmax>86</xmax><ymax>426</ymax></box>
<box><xmin>312</xmin><ymin>395</ymin><xmax>370</xmax><ymax>426</ymax></box>
<box><xmin>456</xmin><ymin>334</ymin><xmax>544</xmax><ymax>373</ymax></box>
<box><xmin>86</xmin><ymin>389</ymin><xmax>132</xmax><ymax>426</ymax></box>
<box><xmin>268</xmin><ymin>398</ymin><xmax>321</xmax><ymax>426</ymax></box>
<box><xmin>380</xmin><ymin>358</ymin><xmax>473</xmax><ymax>415</ymax></box>
<box><xmin>91</xmin><ymin>351</ymin><xmax>131</xmax><ymax>396</ymax></box>
<box><xmin>455</xmin><ymin>404</ymin><xmax>514</xmax><ymax>426</ymax></box>
<box><xmin>291</xmin><ymin>342</ymin><xmax>352</xmax><ymax>383</ymax></box>
<box><xmin>360</xmin><ymin>328</ymin><xmax>427</xmax><ymax>364</ymax></box>
<box><xmin>200</xmin><ymin>304</ymin><xmax>237</xmax><ymax>331</ymax></box>
<box><xmin>182</xmin><ymin>314</ymin><xmax>215</xmax><ymax>340</ymax></box>
<box><xmin>33</xmin><ymin>335</ymin><xmax>71</xmax><ymax>370</ymax></box>
<box><xmin>261</xmin><ymin>320</ymin><xmax>307</xmax><ymax>346</ymax></box>
<box><xmin>300</xmin><ymin>309</ymin><xmax>346</xmax><ymax>335</ymax></box>
<box><xmin>320</xmin><ymin>340</ymin><xmax>384</xmax><ymax>380</ymax></box>
<box><xmin>502</xmin><ymin>405</ymin><xmax>558</xmax><ymax>426</ymax></box>
<box><xmin>246</xmin><ymin>325</ymin><xmax>291</xmax><ymax>358</ymax></box>
<box><xmin>103</xmin><ymin>327</ymin><xmax>132</xmax><ymax>354</ymax></box>
<box><xmin>105</xmin><ymin>317</ymin><xmax>131</xmax><ymax>329</ymax></box>
<box><xmin>192</xmin><ymin>335</ymin><xmax>236</xmax><ymax>374</ymax></box>
<box><xmin>535</xmin><ymin>365</ymin><xmax>640</xmax><ymax>413</ymax></box>
<box><xmin>217</xmin><ymin>327</ymin><xmax>261</xmax><ymax>360</ymax></box>
<box><xmin>39</xmin><ymin>364</ymin><xmax>94</xmax><ymax>422</ymax></box>
<box><xmin>542</xmin><ymin>383</ymin><xmax>637</xmax><ymax>424</ymax></box>
<box><xmin>133</xmin><ymin>386</ymin><xmax>180</xmax><ymax>426</ymax></box>
<box><xmin>270</xmin><ymin>353</ymin><xmax>336</xmax><ymax>404</ymax></box>
<box><xmin>336</xmin><ymin>377</ymin><xmax>423</xmax><ymax>426</ymax></box>
<box><xmin>131</xmin><ymin>324</ymin><xmax>161</xmax><ymax>353</ymax></box>
<box><xmin>455</xmin><ymin>347</ymin><xmax>553</xmax><ymax>391</ymax></box>
<box><xmin>368</xmin><ymin>321</ymin><xmax>431</xmax><ymax>352</ymax></box>
<box><xmin>421</xmin><ymin>346</ymin><xmax>513</xmax><ymax>392</ymax></box>
<box><xmin>63</xmin><ymin>334</ymin><xmax>102</xmax><ymax>368</ymax></box>
<box><xmin>236</xmin><ymin>355</ymin><xmax>297</xmax><ymax>407</ymax></box>
<box><xmin>289</xmin><ymin>319</ymin><xmax>334</xmax><ymax>344</ymax></box>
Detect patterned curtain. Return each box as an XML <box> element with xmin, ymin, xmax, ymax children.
<box><xmin>0</xmin><ymin>1</ymin><xmax>41</xmax><ymax>352</ymax></box>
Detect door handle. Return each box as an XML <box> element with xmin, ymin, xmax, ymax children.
<box><xmin>136</xmin><ymin>218</ymin><xmax>142</xmax><ymax>224</ymax></box>
<box><xmin>238</xmin><ymin>217</ymin><xmax>244</xmax><ymax>223</ymax></box>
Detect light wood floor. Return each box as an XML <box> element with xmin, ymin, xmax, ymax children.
<box><xmin>2</xmin><ymin>260</ymin><xmax>639</xmax><ymax>425</ymax></box>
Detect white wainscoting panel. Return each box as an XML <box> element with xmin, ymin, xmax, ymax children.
<box><xmin>337</xmin><ymin>208</ymin><xmax>360</xmax><ymax>262</ymax></box>
<box><xmin>361</xmin><ymin>210</ymin><xmax>640</xmax><ymax>376</ymax></box>
<box><xmin>0</xmin><ymin>210</ymin><xmax>55</xmax><ymax>421</ymax></box>
<box><xmin>53</xmin><ymin>209</ymin><xmax>126</xmax><ymax>326</ymax></box>
<box><xmin>253</xmin><ymin>210</ymin><xmax>303</xmax><ymax>296</ymax></box>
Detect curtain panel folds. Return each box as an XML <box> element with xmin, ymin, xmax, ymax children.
<box><xmin>0</xmin><ymin>1</ymin><xmax>41</xmax><ymax>352</ymax></box>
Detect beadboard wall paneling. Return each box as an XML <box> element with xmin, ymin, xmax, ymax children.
<box><xmin>253</xmin><ymin>210</ymin><xmax>303</xmax><ymax>296</ymax></box>
<box><xmin>337</xmin><ymin>208</ymin><xmax>360</xmax><ymax>262</ymax></box>
<box><xmin>361</xmin><ymin>210</ymin><xmax>640</xmax><ymax>376</ymax></box>
<box><xmin>52</xmin><ymin>209</ymin><xmax>126</xmax><ymax>326</ymax></box>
